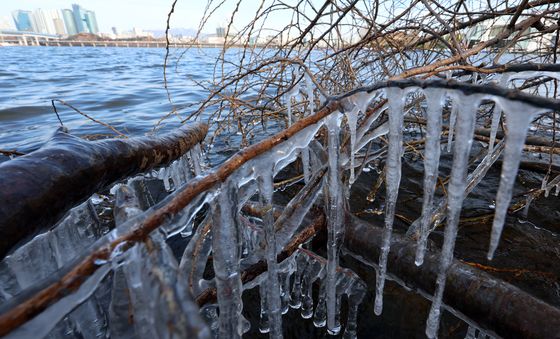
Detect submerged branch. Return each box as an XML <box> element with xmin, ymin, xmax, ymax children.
<box><xmin>345</xmin><ymin>215</ymin><xmax>560</xmax><ymax>339</ymax></box>
<box><xmin>0</xmin><ymin>123</ymin><xmax>208</xmax><ymax>259</ymax></box>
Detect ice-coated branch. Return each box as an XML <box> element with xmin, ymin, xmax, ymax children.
<box><xmin>0</xmin><ymin>100</ymin><xmax>341</xmax><ymax>337</ymax></box>
<box><xmin>1</xmin><ymin>75</ymin><xmax>557</xmax><ymax>336</ymax></box>
<box><xmin>0</xmin><ymin>122</ymin><xmax>208</xmax><ymax>259</ymax></box>
<box><xmin>335</xmin><ymin>78</ymin><xmax>560</xmax><ymax>111</ymax></box>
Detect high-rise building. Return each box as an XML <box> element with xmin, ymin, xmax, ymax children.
<box><xmin>71</xmin><ymin>4</ymin><xmax>99</xmax><ymax>34</ymax></box>
<box><xmin>32</xmin><ymin>10</ymin><xmax>49</xmax><ymax>34</ymax></box>
<box><xmin>32</xmin><ymin>9</ymin><xmax>63</xmax><ymax>35</ymax></box>
<box><xmin>12</xmin><ymin>10</ymin><xmax>34</xmax><ymax>32</ymax></box>
<box><xmin>84</xmin><ymin>11</ymin><xmax>99</xmax><ymax>34</ymax></box>
<box><xmin>72</xmin><ymin>4</ymin><xmax>87</xmax><ymax>33</ymax></box>
<box><xmin>41</xmin><ymin>9</ymin><xmax>66</xmax><ymax>35</ymax></box>
<box><xmin>61</xmin><ymin>9</ymin><xmax>77</xmax><ymax>35</ymax></box>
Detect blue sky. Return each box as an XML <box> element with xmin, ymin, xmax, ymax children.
<box><xmin>0</xmin><ymin>0</ymin><xmax>273</xmax><ymax>33</ymax></box>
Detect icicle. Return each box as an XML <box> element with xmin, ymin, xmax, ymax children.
<box><xmin>285</xmin><ymin>83</ymin><xmax>300</xmax><ymax>127</ymax></box>
<box><xmin>374</xmin><ymin>87</ymin><xmax>405</xmax><ymax>315</ymax></box>
<box><xmin>289</xmin><ymin>253</ymin><xmax>309</xmax><ymax>309</ymax></box>
<box><xmin>354</xmin><ymin>122</ymin><xmax>389</xmax><ymax>152</ymax></box>
<box><xmin>258</xmin><ymin>166</ymin><xmax>283</xmax><ymax>339</ymax></box>
<box><xmin>305</xmin><ymin>72</ymin><xmax>314</xmax><ymax>117</ymax></box>
<box><xmin>159</xmin><ymin>167</ymin><xmax>172</xmax><ymax>191</ymax></box>
<box><xmin>161</xmin><ymin>191</ymin><xmax>214</xmax><ymax>238</ymax></box>
<box><xmin>415</xmin><ymin>89</ymin><xmax>444</xmax><ymax>266</ymax></box>
<box><xmin>342</xmin><ymin>282</ymin><xmax>366</xmax><ymax>339</ymax></box>
<box><xmin>259</xmin><ymin>283</ymin><xmax>271</xmax><ymax>333</ymax></box>
<box><xmin>211</xmin><ymin>181</ymin><xmax>244</xmax><ymax>338</ymax></box>
<box><xmin>287</xmin><ymin>97</ymin><xmax>293</xmax><ymax>127</ymax></box>
<box><xmin>346</xmin><ymin>105</ymin><xmax>359</xmax><ymax>185</ymax></box>
<box><xmin>355</xmin><ymin>94</ymin><xmax>383</xmax><ymax>143</ymax></box>
<box><xmin>190</xmin><ymin>143</ymin><xmax>204</xmax><ymax>176</ymax></box>
<box><xmin>299</xmin><ymin>76</ymin><xmax>319</xmax><ymax>183</ymax></box>
<box><xmin>425</xmin><ymin>95</ymin><xmax>480</xmax><ymax>339</ymax></box>
<box><xmin>487</xmin><ymin>74</ymin><xmax>510</xmax><ymax>155</ymax></box>
<box><xmin>280</xmin><ymin>271</ymin><xmax>291</xmax><ymax>314</ymax></box>
<box><xmin>302</xmin><ymin>148</ymin><xmax>311</xmax><ymax>183</ymax></box>
<box><xmin>313</xmin><ymin>283</ymin><xmax>327</xmax><ymax>328</ymax></box>
<box><xmin>328</xmin><ymin>274</ymin><xmax>352</xmax><ymax>336</ymax></box>
<box><xmin>447</xmin><ymin>102</ymin><xmax>458</xmax><ymax>152</ymax></box>
<box><xmin>325</xmin><ymin>111</ymin><xmax>344</xmax><ymax>332</ymax></box>
<box><xmin>487</xmin><ymin>99</ymin><xmax>543</xmax><ymax>260</ymax></box>
<box><xmin>301</xmin><ymin>255</ymin><xmax>323</xmax><ymax>319</ymax></box>
<box><xmin>179</xmin><ymin>220</ymin><xmax>213</xmax><ymax>296</ymax></box>
<box><xmin>109</xmin><ymin>184</ymin><xmax>144</xmax><ymax>339</ymax></box>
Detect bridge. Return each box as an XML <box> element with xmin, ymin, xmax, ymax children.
<box><xmin>0</xmin><ymin>30</ymin><xmax>59</xmax><ymax>46</ymax></box>
<box><xmin>0</xmin><ymin>31</ymin><xmax>224</xmax><ymax>48</ymax></box>
<box><xmin>0</xmin><ymin>30</ymin><xmax>264</xmax><ymax>48</ymax></box>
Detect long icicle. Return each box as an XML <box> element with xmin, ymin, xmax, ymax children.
<box><xmin>425</xmin><ymin>95</ymin><xmax>480</xmax><ymax>338</ymax></box>
<box><xmin>487</xmin><ymin>99</ymin><xmax>542</xmax><ymax>260</ymax></box>
<box><xmin>258</xmin><ymin>165</ymin><xmax>283</xmax><ymax>338</ymax></box>
<box><xmin>415</xmin><ymin>89</ymin><xmax>444</xmax><ymax>266</ymax></box>
<box><xmin>302</xmin><ymin>73</ymin><xmax>315</xmax><ymax>183</ymax></box>
<box><xmin>374</xmin><ymin>87</ymin><xmax>405</xmax><ymax>315</ymax></box>
<box><xmin>346</xmin><ymin>105</ymin><xmax>359</xmax><ymax>185</ymax></box>
<box><xmin>325</xmin><ymin>111</ymin><xmax>343</xmax><ymax>333</ymax></box>
<box><xmin>211</xmin><ymin>181</ymin><xmax>244</xmax><ymax>338</ymax></box>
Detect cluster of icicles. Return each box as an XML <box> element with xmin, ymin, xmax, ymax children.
<box><xmin>200</xmin><ymin>248</ymin><xmax>366</xmax><ymax>338</ymax></box>
<box><xmin>0</xmin><ymin>70</ymin><xmax>557</xmax><ymax>339</ymax></box>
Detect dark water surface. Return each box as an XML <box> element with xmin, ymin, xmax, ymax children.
<box><xmin>0</xmin><ymin>46</ymin><xmax>218</xmax><ymax>155</ymax></box>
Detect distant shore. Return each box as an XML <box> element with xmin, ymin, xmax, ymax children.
<box><xmin>0</xmin><ymin>40</ymin><xmax>282</xmax><ymax>48</ymax></box>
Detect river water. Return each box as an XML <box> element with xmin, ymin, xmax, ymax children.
<box><xmin>0</xmin><ymin>46</ymin><xmax>219</xmax><ymax>156</ymax></box>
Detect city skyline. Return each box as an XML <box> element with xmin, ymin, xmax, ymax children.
<box><xmin>0</xmin><ymin>1</ymin><xmax>285</xmax><ymax>35</ymax></box>
<box><xmin>10</xmin><ymin>5</ymin><xmax>98</xmax><ymax>36</ymax></box>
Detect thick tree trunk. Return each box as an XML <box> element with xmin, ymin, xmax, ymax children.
<box><xmin>0</xmin><ymin>123</ymin><xmax>208</xmax><ymax>259</ymax></box>
<box><xmin>344</xmin><ymin>215</ymin><xmax>560</xmax><ymax>339</ymax></box>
